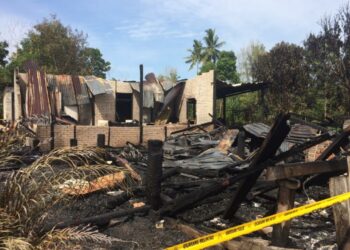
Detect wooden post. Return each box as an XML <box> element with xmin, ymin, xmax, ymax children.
<box><xmin>139</xmin><ymin>64</ymin><xmax>144</xmax><ymax>144</ymax></box>
<box><xmin>237</xmin><ymin>130</ymin><xmax>245</xmax><ymax>159</ymax></box>
<box><xmin>223</xmin><ymin>96</ymin><xmax>226</xmax><ymax>124</ymax></box>
<box><xmin>147</xmin><ymin>140</ymin><xmax>163</xmax><ymax>210</ymax></box>
<box><xmin>329</xmin><ymin>156</ymin><xmax>350</xmax><ymax>248</ymax></box>
<box><xmin>272</xmin><ymin>179</ymin><xmax>299</xmax><ymax>247</ymax></box>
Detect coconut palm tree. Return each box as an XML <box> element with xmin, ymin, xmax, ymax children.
<box><xmin>203</xmin><ymin>28</ymin><xmax>225</xmax><ymax>64</ymax></box>
<box><xmin>185</xmin><ymin>39</ymin><xmax>203</xmax><ymax>74</ymax></box>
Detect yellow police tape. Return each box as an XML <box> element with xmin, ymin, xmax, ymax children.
<box><xmin>166</xmin><ymin>191</ymin><xmax>350</xmax><ymax>250</ymax></box>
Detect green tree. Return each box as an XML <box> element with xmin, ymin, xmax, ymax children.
<box><xmin>304</xmin><ymin>3</ymin><xmax>350</xmax><ymax>119</ymax></box>
<box><xmin>12</xmin><ymin>16</ymin><xmax>111</xmax><ymax>78</ymax></box>
<box><xmin>216</xmin><ymin>51</ymin><xmax>239</xmax><ymax>83</ymax></box>
<box><xmin>252</xmin><ymin>42</ymin><xmax>310</xmax><ymax>115</ymax></box>
<box><xmin>202</xmin><ymin>28</ymin><xmax>225</xmax><ymax>64</ymax></box>
<box><xmin>185</xmin><ymin>39</ymin><xmax>203</xmax><ymax>74</ymax></box>
<box><xmin>0</xmin><ymin>41</ymin><xmax>11</xmax><ymax>85</ymax></box>
<box><xmin>238</xmin><ymin>41</ymin><xmax>266</xmax><ymax>82</ymax></box>
<box><xmin>200</xmin><ymin>50</ymin><xmax>239</xmax><ymax>83</ymax></box>
<box><xmin>0</xmin><ymin>41</ymin><xmax>9</xmax><ymax>67</ymax></box>
<box><xmin>81</xmin><ymin>48</ymin><xmax>111</xmax><ymax>78</ymax></box>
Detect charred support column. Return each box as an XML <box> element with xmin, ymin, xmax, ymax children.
<box><xmin>50</xmin><ymin>115</ymin><xmax>55</xmax><ymax>150</ymax></box>
<box><xmin>146</xmin><ymin>140</ymin><xmax>163</xmax><ymax>210</ymax></box>
<box><xmin>70</xmin><ymin>125</ymin><xmax>77</xmax><ymax>147</ymax></box>
<box><xmin>139</xmin><ymin>64</ymin><xmax>144</xmax><ymax>144</ymax></box>
<box><xmin>223</xmin><ymin>96</ymin><xmax>226</xmax><ymax>124</ymax></box>
<box><xmin>237</xmin><ymin>130</ymin><xmax>245</xmax><ymax>159</ymax></box>
<box><xmin>272</xmin><ymin>179</ymin><xmax>299</xmax><ymax>247</ymax></box>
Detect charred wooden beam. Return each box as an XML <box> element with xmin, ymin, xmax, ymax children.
<box><xmin>44</xmin><ymin>206</ymin><xmax>150</xmax><ymax>231</ymax></box>
<box><xmin>170</xmin><ymin>121</ymin><xmax>214</xmax><ymax>135</ymax></box>
<box><xmin>266</xmin><ymin>159</ymin><xmax>347</xmax><ymax>181</ymax></box>
<box><xmin>224</xmin><ymin>113</ymin><xmax>291</xmax><ymax>220</ymax></box>
<box><xmin>306</xmin><ymin>125</ymin><xmax>350</xmax><ymax>186</ymax></box>
<box><xmin>317</xmin><ymin>125</ymin><xmax>350</xmax><ymax>161</ymax></box>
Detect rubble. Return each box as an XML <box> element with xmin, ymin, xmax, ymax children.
<box><xmin>1</xmin><ymin>112</ymin><xmax>350</xmax><ymax>249</ymax></box>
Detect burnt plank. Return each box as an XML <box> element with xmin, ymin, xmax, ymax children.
<box><xmin>223</xmin><ymin>113</ymin><xmax>291</xmax><ymax>219</ymax></box>
<box><xmin>317</xmin><ymin>125</ymin><xmax>350</xmax><ymax>161</ymax></box>
<box><xmin>306</xmin><ymin>125</ymin><xmax>350</xmax><ymax>186</ymax></box>
<box><xmin>266</xmin><ymin>159</ymin><xmax>347</xmax><ymax>181</ymax></box>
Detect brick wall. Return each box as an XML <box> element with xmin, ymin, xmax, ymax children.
<box><xmin>76</xmin><ymin>126</ymin><xmax>109</xmax><ymax>147</ymax></box>
<box><xmin>37</xmin><ymin>125</ymin><xmax>51</xmax><ymax>152</ymax></box>
<box><xmin>37</xmin><ymin>124</ymin><xmax>187</xmax><ymax>151</ymax></box>
<box><xmin>110</xmin><ymin>127</ymin><xmax>140</xmax><ymax>147</ymax></box>
<box><xmin>179</xmin><ymin>70</ymin><xmax>214</xmax><ymax>124</ymax></box>
<box><xmin>94</xmin><ymin>93</ymin><xmax>116</xmax><ymax>123</ymax></box>
<box><xmin>54</xmin><ymin>125</ymin><xmax>74</xmax><ymax>148</ymax></box>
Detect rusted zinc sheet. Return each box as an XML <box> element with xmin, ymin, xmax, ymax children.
<box><xmin>23</xmin><ymin>61</ymin><xmax>51</xmax><ymax>117</ymax></box>
<box><xmin>47</xmin><ymin>75</ymin><xmax>90</xmax><ymax>106</ymax></box>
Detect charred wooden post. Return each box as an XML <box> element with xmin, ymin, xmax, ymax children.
<box><xmin>224</xmin><ymin>113</ymin><xmax>291</xmax><ymax>220</ymax></box>
<box><xmin>272</xmin><ymin>179</ymin><xmax>299</xmax><ymax>247</ymax></box>
<box><xmin>147</xmin><ymin>140</ymin><xmax>163</xmax><ymax>210</ymax></box>
<box><xmin>329</xmin><ymin>157</ymin><xmax>350</xmax><ymax>248</ymax></box>
<box><xmin>97</xmin><ymin>134</ymin><xmax>105</xmax><ymax>147</ymax></box>
<box><xmin>237</xmin><ymin>130</ymin><xmax>245</xmax><ymax>159</ymax></box>
<box><xmin>50</xmin><ymin>115</ymin><xmax>55</xmax><ymax>150</ymax></box>
<box><xmin>70</xmin><ymin>125</ymin><xmax>77</xmax><ymax>146</ymax></box>
<box><xmin>139</xmin><ymin>64</ymin><xmax>144</xmax><ymax>144</ymax></box>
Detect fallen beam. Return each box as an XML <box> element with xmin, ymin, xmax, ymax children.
<box><xmin>224</xmin><ymin>113</ymin><xmax>291</xmax><ymax>220</ymax></box>
<box><xmin>43</xmin><ymin>206</ymin><xmax>150</xmax><ymax>231</ymax></box>
<box><xmin>266</xmin><ymin>159</ymin><xmax>347</xmax><ymax>181</ymax></box>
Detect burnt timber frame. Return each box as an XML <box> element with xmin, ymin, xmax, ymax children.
<box><xmin>223</xmin><ymin>113</ymin><xmax>291</xmax><ymax>219</ymax></box>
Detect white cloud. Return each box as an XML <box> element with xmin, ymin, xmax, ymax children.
<box><xmin>115</xmin><ymin>18</ymin><xmax>199</xmax><ymax>40</ymax></box>
<box><xmin>139</xmin><ymin>0</ymin><xmax>345</xmax><ymax>50</ymax></box>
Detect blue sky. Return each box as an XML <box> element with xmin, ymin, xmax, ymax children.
<box><xmin>0</xmin><ymin>0</ymin><xmax>347</xmax><ymax>80</ymax></box>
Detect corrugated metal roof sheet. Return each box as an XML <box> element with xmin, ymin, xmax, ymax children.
<box><xmin>243</xmin><ymin>123</ymin><xmax>270</xmax><ymax>138</ymax></box>
<box><xmin>23</xmin><ymin>62</ymin><xmax>51</xmax><ymax>117</ymax></box>
<box><xmin>47</xmin><ymin>75</ymin><xmax>76</xmax><ymax>106</ymax></box>
<box><xmin>84</xmin><ymin>76</ymin><xmax>113</xmax><ymax>96</ymax></box>
<box><xmin>243</xmin><ymin>122</ymin><xmax>319</xmax><ymax>144</ymax></box>
<box><xmin>116</xmin><ymin>81</ymin><xmax>133</xmax><ymax>93</ymax></box>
